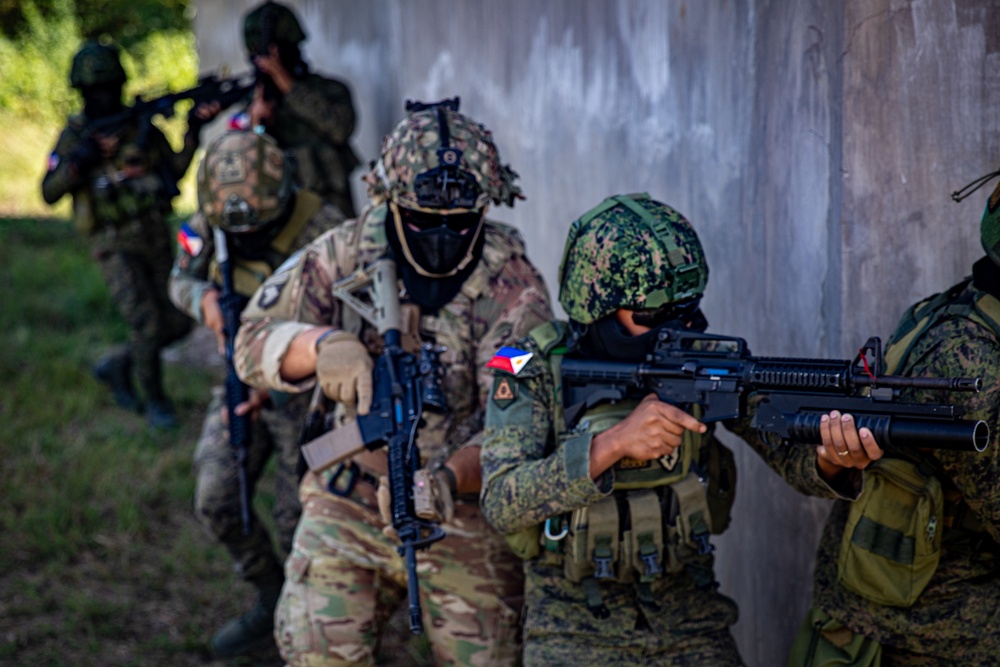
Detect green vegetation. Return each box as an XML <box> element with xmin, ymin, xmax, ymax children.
<box><xmin>0</xmin><ymin>217</ymin><xmax>282</xmax><ymax>666</ymax></box>
<box><xmin>0</xmin><ymin>0</ymin><xmax>203</xmax><ymax>218</ymax></box>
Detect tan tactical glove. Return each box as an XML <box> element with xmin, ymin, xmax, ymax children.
<box><xmin>315</xmin><ymin>330</ymin><xmax>374</xmax><ymax>415</ymax></box>
<box><xmin>413</xmin><ymin>467</ymin><xmax>455</xmax><ymax>524</ymax></box>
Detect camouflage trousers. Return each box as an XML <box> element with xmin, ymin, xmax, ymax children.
<box><xmin>275</xmin><ymin>469</ymin><xmax>524</xmax><ymax>667</ymax></box>
<box><xmin>92</xmin><ymin>218</ymin><xmax>190</xmax><ymax>402</ymax></box>
<box><xmin>193</xmin><ymin>388</ymin><xmax>308</xmax><ymax>580</ymax></box>
<box><xmin>521</xmin><ymin>561</ymin><xmax>743</xmax><ymax>666</ymax></box>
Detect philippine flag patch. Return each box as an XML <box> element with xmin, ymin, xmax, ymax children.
<box><xmin>486</xmin><ymin>346</ymin><xmax>533</xmax><ymax>375</ymax></box>
<box><xmin>47</xmin><ymin>152</ymin><xmax>60</xmax><ymax>171</ymax></box>
<box><xmin>177</xmin><ymin>223</ymin><xmax>204</xmax><ymax>257</ymax></box>
<box><xmin>228</xmin><ymin>111</ymin><xmax>251</xmax><ymax>131</ymax></box>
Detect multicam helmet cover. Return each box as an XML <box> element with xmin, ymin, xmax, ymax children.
<box><xmin>243</xmin><ymin>0</ymin><xmax>306</xmax><ymax>52</ymax></box>
<box><xmin>558</xmin><ymin>193</ymin><xmax>709</xmax><ymax>324</ymax></box>
<box><xmin>198</xmin><ymin>130</ymin><xmax>292</xmax><ymax>234</ymax></box>
<box><xmin>363</xmin><ymin>102</ymin><xmax>522</xmax><ymax>212</ymax></box>
<box><xmin>69</xmin><ymin>41</ymin><xmax>127</xmax><ymax>89</ymax></box>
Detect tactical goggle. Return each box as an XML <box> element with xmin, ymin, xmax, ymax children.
<box><xmin>395</xmin><ymin>204</ymin><xmax>483</xmax><ymax>233</ymax></box>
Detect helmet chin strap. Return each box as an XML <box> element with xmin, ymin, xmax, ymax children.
<box><xmin>389</xmin><ymin>201</ymin><xmax>486</xmax><ymax>278</ymax></box>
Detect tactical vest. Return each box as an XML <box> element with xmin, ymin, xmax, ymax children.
<box><xmin>509</xmin><ymin>321</ymin><xmax>736</xmax><ymax>593</ymax></box>
<box><xmin>208</xmin><ymin>190</ymin><xmax>322</xmax><ymax>298</ymax></box>
<box><xmin>836</xmin><ymin>278</ymin><xmax>1000</xmax><ymax>607</ymax></box>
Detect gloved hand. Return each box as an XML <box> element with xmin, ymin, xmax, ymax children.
<box><xmin>413</xmin><ymin>466</ymin><xmax>455</xmax><ymax>524</ymax></box>
<box><xmin>315</xmin><ymin>330</ymin><xmax>374</xmax><ymax>414</ymax></box>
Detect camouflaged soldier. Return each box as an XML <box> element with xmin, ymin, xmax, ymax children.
<box><xmin>41</xmin><ymin>40</ymin><xmax>218</xmax><ymax>429</ymax></box>
<box><xmin>232</xmin><ymin>101</ymin><xmax>552</xmax><ymax>666</ymax></box>
<box><xmin>480</xmin><ymin>193</ymin><xmax>879</xmax><ymax>667</ymax></box>
<box><xmin>787</xmin><ymin>176</ymin><xmax>1000</xmax><ymax>667</ymax></box>
<box><xmin>241</xmin><ymin>0</ymin><xmax>360</xmax><ymax>217</ymax></box>
<box><xmin>168</xmin><ymin>130</ymin><xmax>346</xmax><ymax>658</ymax></box>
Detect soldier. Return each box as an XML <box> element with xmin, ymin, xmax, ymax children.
<box><xmin>787</xmin><ymin>177</ymin><xmax>1000</xmax><ymax>666</ymax></box>
<box><xmin>41</xmin><ymin>40</ymin><xmax>219</xmax><ymax>429</ymax></box>
<box><xmin>233</xmin><ymin>101</ymin><xmax>552</xmax><ymax>666</ymax></box>
<box><xmin>168</xmin><ymin>130</ymin><xmax>347</xmax><ymax>658</ymax></box>
<box><xmin>480</xmin><ymin>193</ymin><xmax>880</xmax><ymax>666</ymax></box>
<box><xmin>242</xmin><ymin>0</ymin><xmax>361</xmax><ymax>218</ymax></box>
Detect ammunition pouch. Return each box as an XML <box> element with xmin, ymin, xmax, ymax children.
<box><xmin>788</xmin><ymin>606</ymin><xmax>882</xmax><ymax>667</ymax></box>
<box><xmin>838</xmin><ymin>458</ymin><xmax>943</xmax><ymax>607</ymax></box>
<box><xmin>90</xmin><ymin>171</ymin><xmax>164</xmax><ymax>228</ymax></box>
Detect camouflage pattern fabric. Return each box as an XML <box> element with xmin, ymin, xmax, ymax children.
<box><xmin>233</xmin><ymin>203</ymin><xmax>553</xmax><ymax>666</ymax></box>
<box><xmin>806</xmin><ymin>280</ymin><xmax>1000</xmax><ymax>665</ymax></box>
<box><xmin>557</xmin><ymin>194</ymin><xmax>708</xmax><ymax>324</ymax></box>
<box><xmin>243</xmin><ymin>1</ymin><xmax>306</xmax><ymax>51</ymax></box>
<box><xmin>481</xmin><ymin>331</ymin><xmax>861</xmax><ymax>666</ymax></box>
<box><xmin>169</xmin><ymin>197</ymin><xmax>343</xmax><ymax>579</ymax></box>
<box><xmin>69</xmin><ymin>41</ymin><xmax>126</xmax><ymax>89</ymax></box>
<box><xmin>42</xmin><ymin>115</ymin><xmax>198</xmax><ymax>404</ymax></box>
<box><xmin>362</xmin><ymin>106</ymin><xmax>522</xmax><ymax>211</ymax></box>
<box><xmin>268</xmin><ymin>73</ymin><xmax>361</xmax><ymax>218</ymax></box>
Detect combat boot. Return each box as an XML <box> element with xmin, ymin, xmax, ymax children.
<box><xmin>145</xmin><ymin>400</ymin><xmax>178</xmax><ymax>430</ymax></box>
<box><xmin>211</xmin><ymin>572</ymin><xmax>285</xmax><ymax>658</ymax></box>
<box><xmin>92</xmin><ymin>351</ymin><xmax>142</xmax><ymax>413</ymax></box>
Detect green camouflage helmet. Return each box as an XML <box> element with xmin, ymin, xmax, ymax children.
<box><xmin>558</xmin><ymin>193</ymin><xmax>709</xmax><ymax>324</ymax></box>
<box><xmin>243</xmin><ymin>1</ymin><xmax>306</xmax><ymax>53</ymax></box>
<box><xmin>69</xmin><ymin>41</ymin><xmax>126</xmax><ymax>89</ymax></box>
<box><xmin>363</xmin><ymin>103</ymin><xmax>522</xmax><ymax>212</ymax></box>
<box><xmin>198</xmin><ymin>130</ymin><xmax>293</xmax><ymax>234</ymax></box>
<box><xmin>982</xmin><ymin>180</ymin><xmax>1000</xmax><ymax>267</ymax></box>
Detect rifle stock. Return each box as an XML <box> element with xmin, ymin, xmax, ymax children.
<box><xmin>561</xmin><ymin>331</ymin><xmax>989</xmax><ymax>453</ymax></box>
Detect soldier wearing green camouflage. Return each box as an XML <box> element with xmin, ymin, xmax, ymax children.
<box><xmin>233</xmin><ymin>102</ymin><xmax>552</xmax><ymax>666</ymax></box>
<box><xmin>168</xmin><ymin>130</ymin><xmax>346</xmax><ymax>658</ymax></box>
<box><xmin>41</xmin><ymin>40</ymin><xmax>217</xmax><ymax>429</ymax></box>
<box><xmin>788</xmin><ymin>178</ymin><xmax>1000</xmax><ymax>666</ymax></box>
<box><xmin>242</xmin><ymin>1</ymin><xmax>360</xmax><ymax>217</ymax></box>
<box><xmin>480</xmin><ymin>193</ymin><xmax>877</xmax><ymax>666</ymax></box>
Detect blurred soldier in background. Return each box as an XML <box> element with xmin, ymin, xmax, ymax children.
<box><xmin>41</xmin><ymin>40</ymin><xmax>219</xmax><ymax>429</ymax></box>
<box><xmin>241</xmin><ymin>0</ymin><xmax>361</xmax><ymax>218</ymax></box>
<box><xmin>788</xmin><ymin>175</ymin><xmax>1000</xmax><ymax>666</ymax></box>
<box><xmin>168</xmin><ymin>130</ymin><xmax>346</xmax><ymax>658</ymax></box>
<box><xmin>233</xmin><ymin>101</ymin><xmax>551</xmax><ymax>666</ymax></box>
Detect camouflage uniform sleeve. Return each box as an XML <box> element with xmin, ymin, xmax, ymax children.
<box><xmin>41</xmin><ymin>125</ymin><xmax>85</xmax><ymax>205</ymax></box>
<box><xmin>728</xmin><ymin>416</ymin><xmax>863</xmax><ymax>500</ymax></box>
<box><xmin>168</xmin><ymin>212</ymin><xmax>216</xmax><ymax>322</ymax></box>
<box><xmin>902</xmin><ymin>318</ymin><xmax>1000</xmax><ymax>543</ymax></box>
<box><xmin>233</xmin><ymin>227</ymin><xmax>344</xmax><ymax>392</ymax></box>
<box><xmin>481</xmin><ymin>338</ymin><xmax>613</xmax><ymax>535</ymax></box>
<box><xmin>149</xmin><ymin>124</ymin><xmax>197</xmax><ymax>186</ymax></box>
<box><xmin>281</xmin><ymin>76</ymin><xmax>356</xmax><ymax>145</ymax></box>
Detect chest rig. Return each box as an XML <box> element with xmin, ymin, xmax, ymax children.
<box><xmin>522</xmin><ymin>321</ymin><xmax>734</xmax><ymax>608</ymax></box>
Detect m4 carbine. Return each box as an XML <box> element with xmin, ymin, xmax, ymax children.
<box><xmin>561</xmin><ymin>331</ymin><xmax>989</xmax><ymax>453</ymax></box>
<box><xmin>302</xmin><ymin>258</ymin><xmax>448</xmax><ymax>634</ymax></box>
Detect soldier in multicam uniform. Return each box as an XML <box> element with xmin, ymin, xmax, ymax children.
<box><xmin>787</xmin><ymin>178</ymin><xmax>1000</xmax><ymax>666</ymax></box>
<box><xmin>168</xmin><ymin>130</ymin><xmax>346</xmax><ymax>658</ymax></box>
<box><xmin>41</xmin><ymin>40</ymin><xmax>219</xmax><ymax>429</ymax></box>
<box><xmin>480</xmin><ymin>193</ymin><xmax>880</xmax><ymax>667</ymax></box>
<box><xmin>242</xmin><ymin>0</ymin><xmax>361</xmax><ymax>218</ymax></box>
<box><xmin>232</xmin><ymin>101</ymin><xmax>552</xmax><ymax>666</ymax></box>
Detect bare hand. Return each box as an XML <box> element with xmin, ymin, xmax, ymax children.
<box><xmin>96</xmin><ymin>133</ymin><xmax>119</xmax><ymax>159</ymax></box>
<box><xmin>253</xmin><ymin>45</ymin><xmax>294</xmax><ymax>94</ymax></box>
<box><xmin>192</xmin><ymin>101</ymin><xmax>221</xmax><ymax>122</ymax></box>
<box><xmin>590</xmin><ymin>394</ymin><xmax>706</xmax><ymax>478</ymax></box>
<box><xmin>249</xmin><ymin>84</ymin><xmax>275</xmax><ymax>127</ymax></box>
<box><xmin>200</xmin><ymin>289</ymin><xmax>225</xmax><ymax>355</ymax></box>
<box><xmin>816</xmin><ymin>410</ymin><xmax>883</xmax><ymax>480</ymax></box>
<box><xmin>220</xmin><ymin>387</ymin><xmax>270</xmax><ymax>424</ymax></box>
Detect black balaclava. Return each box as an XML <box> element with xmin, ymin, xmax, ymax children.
<box><xmin>972</xmin><ymin>255</ymin><xmax>1000</xmax><ymax>299</ymax></box>
<box><xmin>82</xmin><ymin>84</ymin><xmax>124</xmax><ymax>120</ymax></box>
<box><xmin>569</xmin><ymin>309</ymin><xmax>709</xmax><ymax>362</ymax></box>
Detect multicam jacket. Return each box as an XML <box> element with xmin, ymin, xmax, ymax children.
<box><xmin>234</xmin><ymin>203</ymin><xmax>552</xmax><ymax>464</ymax></box>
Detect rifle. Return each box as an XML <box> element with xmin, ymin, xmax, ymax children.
<box><xmin>561</xmin><ymin>331</ymin><xmax>989</xmax><ymax>453</ymax></box>
<box><xmin>302</xmin><ymin>258</ymin><xmax>448</xmax><ymax>634</ymax></box>
<box><xmin>213</xmin><ymin>228</ymin><xmax>254</xmax><ymax>536</ymax></box>
<box><xmin>83</xmin><ymin>72</ymin><xmax>255</xmax><ymax>196</ymax></box>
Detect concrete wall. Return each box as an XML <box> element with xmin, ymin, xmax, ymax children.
<box><xmin>194</xmin><ymin>1</ymin><xmax>998</xmax><ymax>665</ymax></box>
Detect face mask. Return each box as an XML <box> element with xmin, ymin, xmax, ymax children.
<box><xmin>82</xmin><ymin>85</ymin><xmax>123</xmax><ymax>119</ymax></box>
<box><xmin>389</xmin><ymin>202</ymin><xmax>485</xmax><ymax>278</ymax></box>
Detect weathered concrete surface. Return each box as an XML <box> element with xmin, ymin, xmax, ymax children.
<box><xmin>193</xmin><ymin>2</ymin><xmax>998</xmax><ymax>664</ymax></box>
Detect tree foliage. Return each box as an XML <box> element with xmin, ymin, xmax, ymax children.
<box><xmin>0</xmin><ymin>0</ymin><xmax>191</xmax><ymax>47</ymax></box>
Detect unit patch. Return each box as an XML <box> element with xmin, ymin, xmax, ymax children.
<box><xmin>257</xmin><ymin>280</ymin><xmax>286</xmax><ymax>309</ymax></box>
<box><xmin>491</xmin><ymin>375</ymin><xmax>517</xmax><ymax>409</ymax></box>
<box><xmin>658</xmin><ymin>449</ymin><xmax>680</xmax><ymax>472</ymax></box>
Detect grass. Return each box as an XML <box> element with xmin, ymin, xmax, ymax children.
<box><xmin>0</xmin><ymin>216</ymin><xmax>281</xmax><ymax>666</ymax></box>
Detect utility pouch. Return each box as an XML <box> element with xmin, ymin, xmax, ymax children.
<box><xmin>838</xmin><ymin>458</ymin><xmax>943</xmax><ymax>607</ymax></box>
<box><xmin>504</xmin><ymin>524</ymin><xmax>541</xmax><ymax>560</ymax></box>
<box><xmin>627</xmin><ymin>490</ymin><xmax>664</xmax><ymax>581</ymax></box>
<box><xmin>564</xmin><ymin>496</ymin><xmax>620</xmax><ymax>583</ymax></box>
<box><xmin>670</xmin><ymin>472</ymin><xmax>714</xmax><ymax>563</ymax></box>
<box><xmin>787</xmin><ymin>605</ymin><xmax>882</xmax><ymax>667</ymax></box>
<box><xmin>700</xmin><ymin>437</ymin><xmax>737</xmax><ymax>534</ymax></box>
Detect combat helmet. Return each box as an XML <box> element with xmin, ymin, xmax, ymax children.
<box><xmin>981</xmin><ymin>180</ymin><xmax>1000</xmax><ymax>267</ymax></box>
<box><xmin>69</xmin><ymin>41</ymin><xmax>126</xmax><ymax>89</ymax></box>
<box><xmin>198</xmin><ymin>130</ymin><xmax>293</xmax><ymax>234</ymax></box>
<box><xmin>244</xmin><ymin>1</ymin><xmax>306</xmax><ymax>53</ymax></box>
<box><xmin>364</xmin><ymin>98</ymin><xmax>522</xmax><ymax>213</ymax></box>
<box><xmin>558</xmin><ymin>193</ymin><xmax>709</xmax><ymax>325</ymax></box>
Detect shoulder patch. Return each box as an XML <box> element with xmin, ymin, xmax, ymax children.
<box><xmin>257</xmin><ymin>280</ymin><xmax>286</xmax><ymax>309</ymax></box>
<box><xmin>486</xmin><ymin>346</ymin><xmax>533</xmax><ymax>375</ymax></box>
<box><xmin>177</xmin><ymin>223</ymin><xmax>204</xmax><ymax>257</ymax></box>
<box><xmin>47</xmin><ymin>152</ymin><xmax>60</xmax><ymax>172</ymax></box>
<box><xmin>491</xmin><ymin>375</ymin><xmax>518</xmax><ymax>409</ymax></box>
